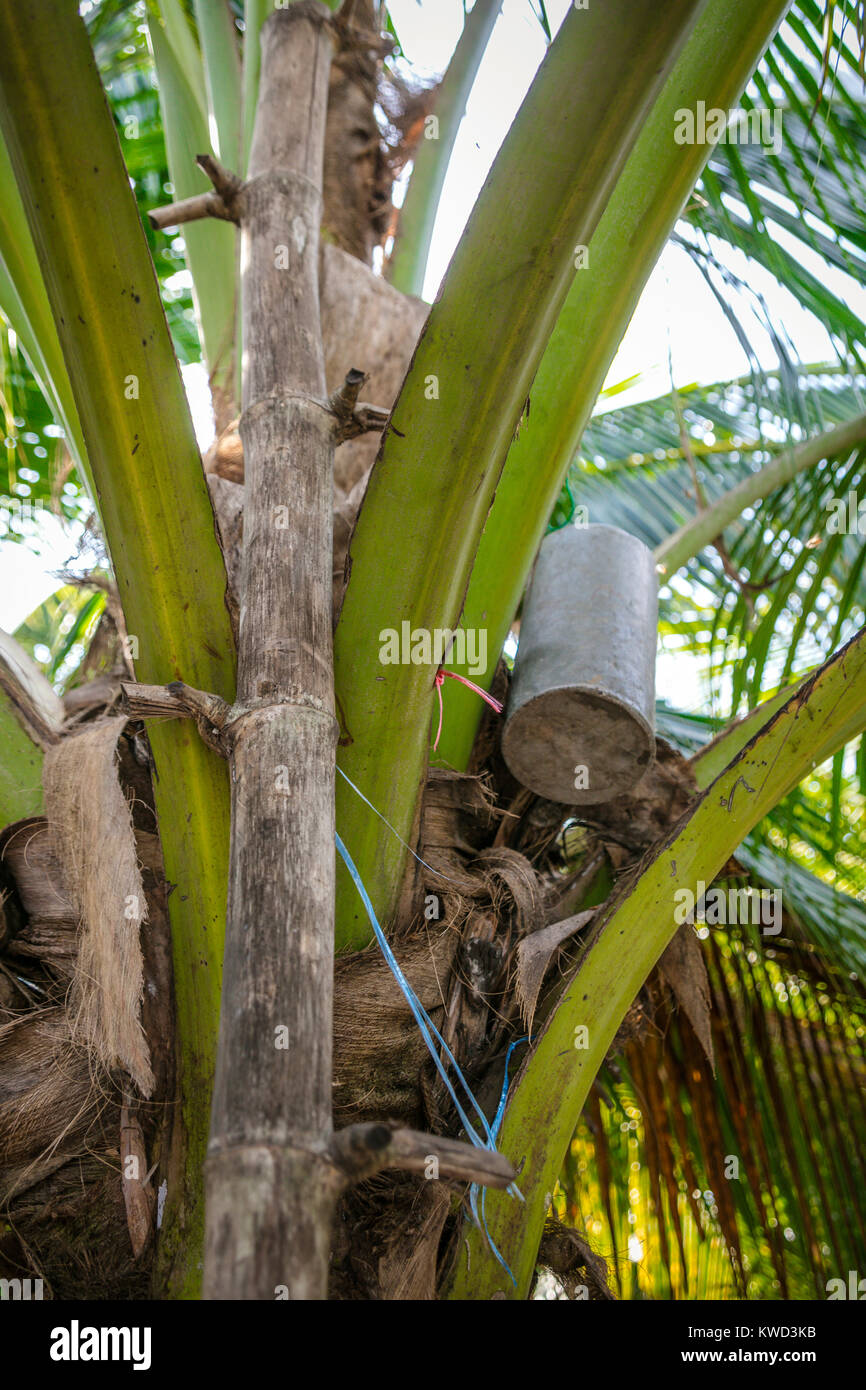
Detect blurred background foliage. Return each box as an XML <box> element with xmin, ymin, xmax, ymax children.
<box><xmin>563</xmin><ymin>920</ymin><xmax>866</xmax><ymax>1300</ymax></box>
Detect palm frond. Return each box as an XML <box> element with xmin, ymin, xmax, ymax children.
<box><xmin>566</xmin><ymin>921</ymin><xmax>866</xmax><ymax>1299</ymax></box>
<box><xmin>680</xmin><ymin>0</ymin><xmax>866</xmax><ymax>367</ymax></box>
<box><xmin>575</xmin><ymin>368</ymin><xmax>866</xmax><ymax>715</ymax></box>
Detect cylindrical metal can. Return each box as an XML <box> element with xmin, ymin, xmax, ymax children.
<box><xmin>502</xmin><ymin>523</ymin><xmax>658</xmax><ymax>804</ymax></box>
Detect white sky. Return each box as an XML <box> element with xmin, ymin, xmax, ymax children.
<box><xmin>2</xmin><ymin>0</ymin><xmax>861</xmax><ymax>710</ymax></box>
<box><xmin>390</xmin><ymin>0</ymin><xmax>865</xmax><ymax>397</ymax></box>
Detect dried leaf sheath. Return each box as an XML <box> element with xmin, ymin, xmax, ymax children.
<box><xmin>42</xmin><ymin>717</ymin><xmax>153</xmax><ymax>1097</ymax></box>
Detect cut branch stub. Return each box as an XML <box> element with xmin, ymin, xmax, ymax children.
<box><xmin>148</xmin><ymin>152</ymin><xmax>244</xmax><ymax>230</ymax></box>
<box><xmin>120</xmin><ymin>680</ymin><xmax>230</xmax><ymax>756</ymax></box>
<box><xmin>196</xmin><ymin>152</ymin><xmax>243</xmax><ymax>204</ymax></box>
<box><xmin>329</xmin><ymin>366</ymin><xmax>391</xmax><ymax>442</ymax></box>
<box><xmin>147</xmin><ymin>190</ymin><xmax>235</xmax><ymax>230</ymax></box>
<box><xmin>330</xmin><ymin>1123</ymin><xmax>516</xmax><ymax>1189</ymax></box>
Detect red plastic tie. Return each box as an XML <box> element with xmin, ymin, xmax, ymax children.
<box><xmin>433</xmin><ymin>669</ymin><xmax>504</xmax><ymax>751</ymax></box>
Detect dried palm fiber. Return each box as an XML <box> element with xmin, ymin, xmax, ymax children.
<box><xmin>322</xmin><ymin>0</ymin><xmax>388</xmax><ymax>266</ymax></box>
<box><xmin>336</xmin><ymin>731</ymin><xmax>725</xmax><ymax>1299</ymax></box>
<box><xmin>327</xmin><ymin>750</ymin><xmax>696</xmax><ymax>1298</ymax></box>
<box><xmin>537</xmin><ymin>1218</ymin><xmax>616</xmax><ymax>1300</ymax></box>
<box><xmin>333</xmin><ymin>773</ymin><xmax>545</xmax><ymax>1134</ymax></box>
<box><xmin>0</xmin><ymin>716</ymin><xmax>168</xmax><ymax>1290</ymax></box>
<box><xmin>42</xmin><ymin>715</ymin><xmax>153</xmax><ymax>1097</ymax></box>
<box><xmin>547</xmin><ymin>739</ymin><xmax>714</xmax><ymax>1061</ymax></box>
<box><xmin>411</xmin><ymin>768</ymin><xmax>498</xmax><ymax>903</ymax></box>
<box><xmin>322</xmin><ymin>0</ymin><xmax>439</xmax><ymax>265</ymax></box>
<box><xmin>2</xmin><ymin>1151</ymin><xmax>151</xmax><ymax>1300</ymax></box>
<box><xmin>328</xmin><ymin>1169</ymin><xmax>451</xmax><ymax>1302</ymax></box>
<box><xmin>657</xmin><ymin>921</ymin><xmax>714</xmax><ymax>1067</ymax></box>
<box><xmin>577</xmin><ymin>737</ymin><xmax>698</xmax><ymax>859</ymax></box>
<box><xmin>333</xmin><ymin>927</ymin><xmax>456</xmax><ymax>1127</ymax></box>
<box><xmin>0</xmin><ymin>818</ymin><xmax>78</xmax><ymax>977</ymax></box>
<box><xmin>0</xmin><ymin>1007</ymin><xmax>98</xmax><ymax>1200</ymax></box>
<box><xmin>376</xmin><ymin>1180</ymin><xmax>452</xmax><ymax>1301</ymax></box>
<box><xmin>0</xmin><ymin>819</ymin><xmax>99</xmax><ymax>1200</ymax></box>
<box><xmin>437</xmin><ymin>845</ymin><xmax>545</xmax><ymax>1070</ymax></box>
<box><xmin>418</xmin><ymin>772</ymin><xmax>569</xmax><ymax>1052</ymax></box>
<box><xmin>389</xmin><ymin>774</ymin><xmax>549</xmax><ymax>1147</ymax></box>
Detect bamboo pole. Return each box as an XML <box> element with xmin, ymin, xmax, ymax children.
<box><xmin>202</xmin><ymin>1</ymin><xmax>340</xmax><ymax>1301</ymax></box>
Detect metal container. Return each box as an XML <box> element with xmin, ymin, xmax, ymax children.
<box><xmin>502</xmin><ymin>523</ymin><xmax>657</xmax><ymax>804</ymax></box>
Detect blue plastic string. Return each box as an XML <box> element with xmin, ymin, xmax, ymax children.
<box><xmin>473</xmin><ymin>1035</ymin><xmax>530</xmax><ymax>1287</ymax></box>
<box><xmin>335</xmin><ymin>828</ymin><xmax>522</xmax><ymax>1275</ymax></box>
<box><xmin>492</xmin><ymin>1036</ymin><xmax>531</xmax><ymax>1141</ymax></box>
<box><xmin>335</xmin><ymin>830</ymin><xmax>495</xmax><ymax>1150</ymax></box>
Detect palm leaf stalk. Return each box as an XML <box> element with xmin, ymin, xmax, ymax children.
<box><xmin>388</xmin><ymin>0</ymin><xmax>503</xmax><ymax>296</ymax></box>
<box><xmin>656</xmin><ymin>411</ymin><xmax>866</xmax><ymax>575</ymax></box>
<box><xmin>147</xmin><ymin>5</ymin><xmax>238</xmax><ymax>426</ymax></box>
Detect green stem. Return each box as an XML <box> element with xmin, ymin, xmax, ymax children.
<box><xmin>388</xmin><ymin>0</ymin><xmax>503</xmax><ymax>296</ymax></box>
<box><xmin>154</xmin><ymin>0</ymin><xmax>208</xmax><ymax>123</ymax></box>
<box><xmin>0</xmin><ymin>699</ymin><xmax>44</xmax><ymax>822</ymax></box>
<box><xmin>0</xmin><ymin>137</ymin><xmax>88</xmax><ymax>477</ymax></box>
<box><xmin>149</xmin><ymin>12</ymin><xmax>238</xmax><ymax>420</ymax></box>
<box><xmin>0</xmin><ymin>0</ymin><xmax>237</xmax><ymax>1298</ymax></box>
<box><xmin>691</xmin><ymin>654</ymin><xmax>866</xmax><ymax>790</ymax></box>
<box><xmin>445</xmin><ymin>621</ymin><xmax>866</xmax><ymax>1299</ymax></box>
<box><xmin>193</xmin><ymin>0</ymin><xmax>242</xmax><ymax>168</ymax></box>
<box><xmin>0</xmin><ymin>630</ymin><xmax>63</xmax><ymax>823</ymax></box>
<box><xmin>655</xmin><ymin>413</ymin><xmax>866</xmax><ymax>576</ymax></box>
<box><xmin>241</xmin><ymin>0</ymin><xmax>271</xmax><ymax>176</ymax></box>
<box><xmin>433</xmin><ymin>0</ymin><xmax>790</xmax><ymax>773</ymax></box>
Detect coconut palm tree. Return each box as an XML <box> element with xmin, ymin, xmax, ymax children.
<box><xmin>0</xmin><ymin>0</ymin><xmax>863</xmax><ymax>1301</ymax></box>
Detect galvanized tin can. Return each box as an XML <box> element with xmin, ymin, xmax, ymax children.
<box><xmin>502</xmin><ymin>523</ymin><xmax>658</xmax><ymax>804</ymax></box>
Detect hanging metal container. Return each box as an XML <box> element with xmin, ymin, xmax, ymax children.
<box><xmin>502</xmin><ymin>523</ymin><xmax>657</xmax><ymax>804</ymax></box>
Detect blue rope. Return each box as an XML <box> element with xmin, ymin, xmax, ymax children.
<box><xmin>473</xmin><ymin>1035</ymin><xmax>530</xmax><ymax>1287</ymax></box>
<box><xmin>492</xmin><ymin>1037</ymin><xmax>531</xmax><ymax>1141</ymax></box>
<box><xmin>335</xmin><ymin>830</ymin><xmax>495</xmax><ymax>1149</ymax></box>
<box><xmin>335</xmin><ymin>828</ymin><xmax>523</xmax><ymax>1276</ymax></box>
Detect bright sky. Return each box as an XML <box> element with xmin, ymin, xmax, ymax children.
<box><xmin>2</xmin><ymin>0</ymin><xmax>860</xmax><ymax>710</ymax></box>
<box><xmin>390</xmin><ymin>0</ymin><xmax>865</xmax><ymax>398</ymax></box>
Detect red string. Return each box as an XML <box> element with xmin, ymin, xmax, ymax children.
<box><xmin>434</xmin><ymin>674</ymin><xmax>445</xmax><ymax>751</ymax></box>
<box><xmin>432</xmin><ymin>669</ymin><xmax>504</xmax><ymax>751</ymax></box>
